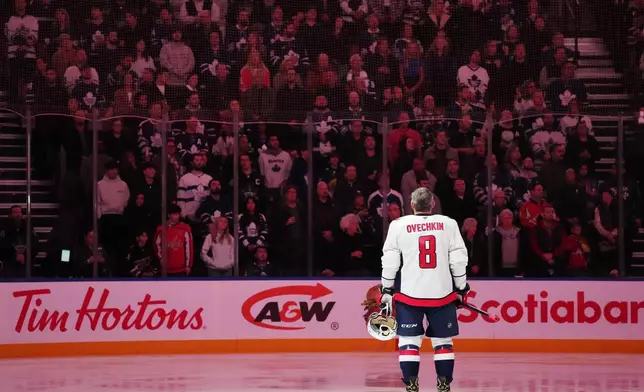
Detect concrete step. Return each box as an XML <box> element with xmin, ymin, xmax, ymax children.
<box><xmin>0</xmin><ymin>191</ymin><xmax>54</xmax><ymax>203</ymax></box>
<box><xmin>575</xmin><ymin>69</ymin><xmax>623</xmax><ymax>79</ymax></box>
<box><xmin>576</xmin><ymin>59</ymin><xmax>614</xmax><ymax>68</ymax></box>
<box><xmin>587</xmin><ymin>93</ymin><xmax>631</xmax><ymax>101</ymax></box>
<box><xmin>0</xmin><ymin>132</ymin><xmax>25</xmax><ymax>139</ymax></box>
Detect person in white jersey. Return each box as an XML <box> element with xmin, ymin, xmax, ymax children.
<box><xmin>380</xmin><ymin>187</ymin><xmax>470</xmax><ymax>392</ymax></box>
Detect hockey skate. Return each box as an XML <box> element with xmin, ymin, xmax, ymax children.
<box><xmin>437</xmin><ymin>377</ymin><xmax>451</xmax><ymax>391</ymax></box>
<box><xmin>402</xmin><ymin>377</ymin><xmax>419</xmax><ymax>392</ymax></box>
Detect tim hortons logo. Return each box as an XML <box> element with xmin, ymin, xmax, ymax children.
<box><xmin>241</xmin><ymin>283</ymin><xmax>335</xmax><ymax>330</ymax></box>
<box><xmin>458</xmin><ymin>290</ymin><xmax>644</xmax><ymax>324</ymax></box>
<box><xmin>13</xmin><ymin>287</ymin><xmax>204</xmax><ymax>333</ymax></box>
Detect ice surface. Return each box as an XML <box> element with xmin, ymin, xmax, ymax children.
<box><xmin>1</xmin><ymin>352</ymin><xmax>643</xmax><ymax>391</ymax></box>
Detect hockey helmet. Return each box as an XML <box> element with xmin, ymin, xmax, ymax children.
<box><xmin>366</xmin><ymin>307</ymin><xmax>397</xmax><ymax>341</ymax></box>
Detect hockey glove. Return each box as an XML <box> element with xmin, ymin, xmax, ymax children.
<box><xmin>379</xmin><ymin>286</ymin><xmax>395</xmax><ymax>316</ymax></box>
<box><xmin>454</xmin><ymin>283</ymin><xmax>471</xmax><ymax>308</ymax></box>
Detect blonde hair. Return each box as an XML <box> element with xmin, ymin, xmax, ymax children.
<box><xmin>212</xmin><ymin>216</ymin><xmax>232</xmax><ymax>245</ymax></box>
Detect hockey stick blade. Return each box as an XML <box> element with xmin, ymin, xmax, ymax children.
<box><xmin>461</xmin><ymin>302</ymin><xmax>500</xmax><ymax>321</ymax></box>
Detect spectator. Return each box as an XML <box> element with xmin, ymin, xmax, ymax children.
<box><xmin>52</xmin><ymin>33</ymin><xmax>76</xmax><ymax>81</ymax></box>
<box><xmin>300</xmin><ymin>8</ymin><xmax>326</xmax><ymax>60</ymax></box>
<box><xmin>557</xmin><ymin>168</ymin><xmax>588</xmax><ymax>226</ymax></box>
<box><xmin>154</xmin><ymin>204</ymin><xmax>193</xmax><ymax>277</ymax></box>
<box><xmin>593</xmin><ymin>190</ymin><xmax>620</xmax><ymax>277</ymax></box>
<box><xmin>180</xmin><ymin>0</ymin><xmax>221</xmax><ymax>26</ymax></box>
<box><xmin>240</xmin><ymin>49</ymin><xmax>271</xmax><ymax>93</ymax></box>
<box><xmin>312</xmin><ymin>181</ymin><xmax>337</xmax><ymax>275</ymax></box>
<box><xmin>126</xmin><ymin>230</ymin><xmax>157</xmax><ymax>278</ymax></box>
<box><xmin>434</xmin><ymin>158</ymin><xmax>462</xmax><ymax>203</ymax></box>
<box><xmin>443</xmin><ymin>178</ymin><xmax>478</xmax><ymax>228</ymax></box>
<box><xmin>238</xmin><ymin>196</ymin><xmax>268</xmax><ymax>262</ymax></box>
<box><xmin>177</xmin><ymin>154</ymin><xmax>213</xmax><ymax>223</ymax></box>
<box><xmin>275</xmin><ymin>68</ymin><xmax>307</xmax><ymax>117</ymax></box>
<box><xmin>258</xmin><ymin>135</ymin><xmax>292</xmax><ymax>203</ymax></box>
<box><xmin>65</xmin><ymin>49</ymin><xmax>99</xmax><ymax>93</ymax></box>
<box><xmin>472</xmin><ymin>155</ymin><xmax>513</xmax><ymax>207</ymax></box>
<box><xmin>423</xmin><ymin>129</ymin><xmax>459</xmax><ymax>177</ymax></box>
<box><xmin>565</xmin><ymin>119</ymin><xmax>599</xmax><ymax>171</ymax></box>
<box><xmin>401</xmin><ymin>158</ymin><xmax>437</xmax><ymax>215</ymax></box>
<box><xmin>131</xmin><ymin>40</ymin><xmax>156</xmax><ymax>78</ymax></box>
<box><xmin>72</xmin><ymin>64</ymin><xmax>104</xmax><ymax>110</ymax></box>
<box><xmin>34</xmin><ymin>66</ymin><xmax>68</xmax><ymax>110</ymax></box>
<box><xmin>426</xmin><ymin>32</ymin><xmax>457</xmax><ymax>107</ymax></box>
<box><xmin>97</xmin><ymin>160</ymin><xmax>130</xmax><ymax>263</ymax></box>
<box><xmin>519</xmin><ymin>183</ymin><xmax>548</xmax><ymax>230</ymax></box>
<box><xmin>238</xmin><ymin>153</ymin><xmax>266</xmax><ymax>207</ymax></box>
<box><xmin>540</xmin><ymin>143</ymin><xmax>567</xmax><ymax>201</ymax></box>
<box><xmin>547</xmin><ymin>60</ymin><xmax>587</xmax><ymax>113</ymax></box>
<box><xmin>244</xmin><ymin>245</ymin><xmax>280</xmax><ymax>277</ymax></box>
<box><xmin>457</xmin><ymin>48</ymin><xmax>489</xmax><ymax>108</ymax></box>
<box><xmin>269</xmin><ymin>185</ymin><xmax>306</xmax><ymax>275</ymax></box>
<box><xmin>160</xmin><ymin>27</ymin><xmax>195</xmax><ymax>86</ymax></box>
<box><xmin>539</xmin><ymin>46</ymin><xmax>567</xmax><ymax>89</ymax></box>
<box><xmin>6</xmin><ymin>0</ymin><xmax>39</xmax><ymax>101</ymax></box>
<box><xmin>197</xmin><ymin>177</ymin><xmax>232</xmax><ymax>232</ymax></box>
<box><xmin>461</xmin><ymin>217</ymin><xmax>481</xmax><ymax>273</ymax></box>
<box><xmin>490</xmin><ymin>209</ymin><xmax>524</xmax><ymax>277</ymax></box>
<box><xmin>387</xmin><ymin>112</ymin><xmax>421</xmax><ymax>163</ymax></box>
<box><xmin>335</xmin><ymin>214</ymin><xmax>370</xmax><ymax>277</ymax></box>
<box><xmin>565</xmin><ymin>223</ymin><xmax>591</xmax><ymax>277</ymax></box>
<box><xmin>269</xmin><ymin>22</ymin><xmax>310</xmax><ymax>74</ymax></box>
<box><xmin>71</xmin><ymin>230</ymin><xmax>110</xmax><ymax>278</ymax></box>
<box><xmin>124</xmin><ymin>192</ymin><xmax>156</xmax><ymax>241</ymax></box>
<box><xmin>529</xmin><ymin>205</ymin><xmax>568</xmax><ymax>277</ymax></box>
<box><xmin>367</xmin><ymin>171</ymin><xmax>404</xmax><ymax>218</ymax></box>
<box><xmin>399</xmin><ymin>42</ymin><xmax>425</xmax><ymax>99</ymax></box>
<box><xmin>392</xmin><ymin>136</ymin><xmax>420</xmax><ymax>190</ymax></box>
<box><xmin>103</xmin><ymin>119</ymin><xmax>136</xmax><ymax>162</ymax></box>
<box><xmin>0</xmin><ymin>206</ymin><xmax>35</xmax><ymax>278</ymax></box>
<box><xmin>113</xmin><ymin>73</ymin><xmax>137</xmax><ymax>115</ymax></box>
<box><xmin>201</xmin><ymin>215</ymin><xmax>234</xmax><ymax>277</ymax></box>
<box><xmin>368</xmin><ymin>39</ymin><xmax>398</xmax><ymax>92</ymax></box>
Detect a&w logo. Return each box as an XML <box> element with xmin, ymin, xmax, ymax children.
<box><xmin>241</xmin><ymin>283</ymin><xmax>335</xmax><ymax>330</ymax></box>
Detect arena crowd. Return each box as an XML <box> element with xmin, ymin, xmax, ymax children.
<box><xmin>1</xmin><ymin>0</ymin><xmax>644</xmax><ymax>279</ymax></box>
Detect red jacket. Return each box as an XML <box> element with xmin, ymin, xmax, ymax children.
<box><xmin>519</xmin><ymin>199</ymin><xmax>550</xmax><ymax>229</ymax></box>
<box><xmin>154</xmin><ymin>222</ymin><xmax>193</xmax><ymax>274</ymax></box>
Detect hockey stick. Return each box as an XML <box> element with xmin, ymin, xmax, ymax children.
<box><xmin>460</xmin><ymin>302</ymin><xmax>500</xmax><ymax>321</ymax></box>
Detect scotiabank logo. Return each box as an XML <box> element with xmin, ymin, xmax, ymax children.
<box><xmin>241</xmin><ymin>283</ymin><xmax>335</xmax><ymax>330</ymax></box>
<box><xmin>13</xmin><ymin>287</ymin><xmax>204</xmax><ymax>333</ymax></box>
<box><xmin>459</xmin><ymin>290</ymin><xmax>644</xmax><ymax>324</ymax></box>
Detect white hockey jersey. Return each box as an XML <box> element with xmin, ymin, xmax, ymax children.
<box><xmin>457</xmin><ymin>65</ymin><xmax>489</xmax><ymax>106</ymax></box>
<box><xmin>258</xmin><ymin>149</ymin><xmax>292</xmax><ymax>189</ymax></box>
<box><xmin>381</xmin><ymin>213</ymin><xmax>468</xmax><ymax>307</ymax></box>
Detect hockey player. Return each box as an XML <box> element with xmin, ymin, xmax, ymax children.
<box><xmin>380</xmin><ymin>187</ymin><xmax>469</xmax><ymax>392</ymax></box>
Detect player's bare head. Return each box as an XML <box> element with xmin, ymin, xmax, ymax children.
<box><xmin>410</xmin><ymin>187</ymin><xmax>435</xmax><ymax>214</ymax></box>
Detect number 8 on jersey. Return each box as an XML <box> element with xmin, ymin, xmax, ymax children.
<box><xmin>418</xmin><ymin>235</ymin><xmax>437</xmax><ymax>269</ymax></box>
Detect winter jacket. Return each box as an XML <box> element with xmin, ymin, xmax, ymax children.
<box><xmin>154</xmin><ymin>222</ymin><xmax>193</xmax><ymax>274</ymax></box>
<box><xmin>519</xmin><ymin>199</ymin><xmax>550</xmax><ymax>229</ymax></box>
<box><xmin>97</xmin><ymin>175</ymin><xmax>130</xmax><ymax>218</ymax></box>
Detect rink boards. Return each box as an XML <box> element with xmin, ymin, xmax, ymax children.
<box><xmin>0</xmin><ymin>279</ymin><xmax>643</xmax><ymax>357</ymax></box>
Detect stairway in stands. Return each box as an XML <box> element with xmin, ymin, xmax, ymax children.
<box><xmin>565</xmin><ymin>37</ymin><xmax>644</xmax><ymax>274</ymax></box>
<box><xmin>0</xmin><ymin>110</ymin><xmax>58</xmax><ymax>274</ymax></box>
